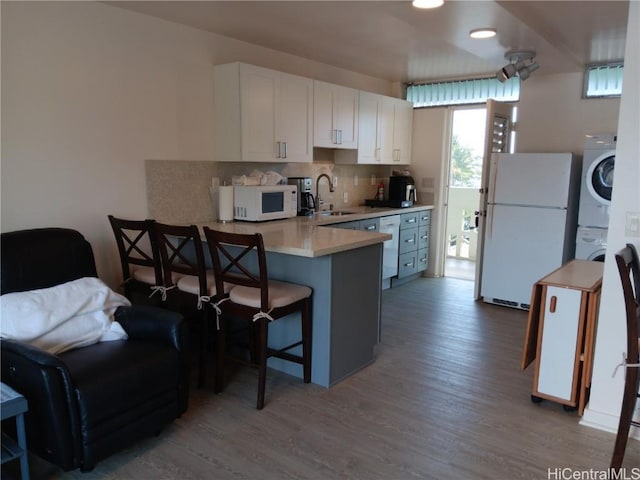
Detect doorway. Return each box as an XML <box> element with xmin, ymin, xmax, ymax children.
<box><xmin>444</xmin><ymin>108</ymin><xmax>486</xmax><ymax>281</ymax></box>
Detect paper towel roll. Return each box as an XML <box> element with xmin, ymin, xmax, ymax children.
<box><xmin>218</xmin><ymin>185</ymin><xmax>234</xmax><ymax>222</ymax></box>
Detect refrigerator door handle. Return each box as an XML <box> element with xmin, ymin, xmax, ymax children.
<box><xmin>486</xmin><ymin>204</ymin><xmax>494</xmax><ymax>240</ymax></box>
<box><xmin>488</xmin><ymin>154</ymin><xmax>499</xmax><ymax>205</ymax></box>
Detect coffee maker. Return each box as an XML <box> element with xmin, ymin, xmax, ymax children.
<box><xmin>389</xmin><ymin>174</ymin><xmax>417</xmax><ymax>205</ymax></box>
<box><xmin>287</xmin><ymin>177</ymin><xmax>315</xmax><ymax>215</ymax></box>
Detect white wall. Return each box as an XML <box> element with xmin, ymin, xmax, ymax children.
<box><xmin>517</xmin><ymin>72</ymin><xmax>620</xmax><ymax>154</ymax></box>
<box><xmin>0</xmin><ymin>1</ymin><xmax>391</xmax><ymax>288</ymax></box>
<box><xmin>582</xmin><ymin>0</ymin><xmax>640</xmax><ymax>435</ymax></box>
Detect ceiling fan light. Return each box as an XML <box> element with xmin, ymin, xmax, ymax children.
<box><xmin>412</xmin><ymin>0</ymin><xmax>444</xmax><ymax>9</ymax></box>
<box><xmin>469</xmin><ymin>28</ymin><xmax>496</xmax><ymax>39</ymax></box>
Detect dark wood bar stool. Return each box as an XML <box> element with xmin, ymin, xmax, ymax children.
<box><xmin>108</xmin><ymin>215</ymin><xmax>163</xmax><ymax>303</ymax></box>
<box><xmin>611</xmin><ymin>243</ymin><xmax>640</xmax><ymax>470</ymax></box>
<box><xmin>154</xmin><ymin>222</ymin><xmax>225</xmax><ymax>388</ymax></box>
<box><xmin>203</xmin><ymin>227</ymin><xmax>312</xmax><ymax>410</ymax></box>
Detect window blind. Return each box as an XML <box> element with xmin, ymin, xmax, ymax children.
<box><xmin>407</xmin><ymin>77</ymin><xmax>520</xmax><ymax>107</ymax></box>
<box><xmin>584</xmin><ymin>63</ymin><xmax>624</xmax><ymax>98</ymax></box>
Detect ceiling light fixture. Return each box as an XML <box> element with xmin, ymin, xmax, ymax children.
<box><xmin>497</xmin><ymin>50</ymin><xmax>540</xmax><ymax>82</ymax></box>
<box><xmin>469</xmin><ymin>28</ymin><xmax>496</xmax><ymax>39</ymax></box>
<box><xmin>412</xmin><ymin>0</ymin><xmax>444</xmax><ymax>9</ymax></box>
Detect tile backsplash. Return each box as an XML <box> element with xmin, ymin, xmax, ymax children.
<box><xmin>146</xmin><ymin>155</ymin><xmax>393</xmax><ymax>223</ymax></box>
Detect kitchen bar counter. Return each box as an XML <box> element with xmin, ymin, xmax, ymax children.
<box><xmin>195</xmin><ymin>203</ymin><xmax>433</xmax><ymax>388</ymax></box>
<box><xmin>197</xmin><ymin>204</ymin><xmax>433</xmax><ymax>257</ymax></box>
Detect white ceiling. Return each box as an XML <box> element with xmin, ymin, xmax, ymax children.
<box><xmin>106</xmin><ymin>0</ymin><xmax>629</xmax><ymax>83</ymax></box>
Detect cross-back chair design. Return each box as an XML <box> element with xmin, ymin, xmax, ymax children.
<box><xmin>108</xmin><ymin>215</ymin><xmax>163</xmax><ymax>302</ymax></box>
<box><xmin>154</xmin><ymin>222</ymin><xmax>220</xmax><ymax>388</ymax></box>
<box><xmin>203</xmin><ymin>227</ymin><xmax>312</xmax><ymax>409</ymax></box>
<box><xmin>611</xmin><ymin>243</ymin><xmax>640</xmax><ymax>470</ymax></box>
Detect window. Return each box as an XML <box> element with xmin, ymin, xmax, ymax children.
<box><xmin>583</xmin><ymin>63</ymin><xmax>624</xmax><ymax>98</ymax></box>
<box><xmin>407</xmin><ymin>77</ymin><xmax>519</xmax><ymax>107</ymax></box>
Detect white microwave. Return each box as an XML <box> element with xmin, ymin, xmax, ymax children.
<box><xmin>233</xmin><ymin>185</ymin><xmax>298</xmax><ymax>222</ymax></box>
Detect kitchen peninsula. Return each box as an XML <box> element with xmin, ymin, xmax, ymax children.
<box><xmin>197</xmin><ymin>204</ymin><xmax>432</xmax><ymax>387</ymax></box>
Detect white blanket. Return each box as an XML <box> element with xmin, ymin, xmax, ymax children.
<box><xmin>0</xmin><ymin>277</ymin><xmax>130</xmax><ymax>354</ymax></box>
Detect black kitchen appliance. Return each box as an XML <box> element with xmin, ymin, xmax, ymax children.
<box><xmin>287</xmin><ymin>176</ymin><xmax>315</xmax><ymax>215</ymax></box>
<box><xmin>365</xmin><ymin>173</ymin><xmax>416</xmax><ymax>208</ymax></box>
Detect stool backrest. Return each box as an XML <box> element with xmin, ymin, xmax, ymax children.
<box><xmin>203</xmin><ymin>228</ymin><xmax>269</xmax><ymax>310</ymax></box>
<box><xmin>155</xmin><ymin>222</ymin><xmax>207</xmax><ymax>293</ymax></box>
<box><xmin>108</xmin><ymin>215</ymin><xmax>163</xmax><ymax>286</ymax></box>
<box><xmin>614</xmin><ymin>243</ymin><xmax>640</xmax><ymax>364</ymax></box>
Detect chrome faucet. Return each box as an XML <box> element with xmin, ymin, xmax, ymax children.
<box><xmin>315</xmin><ymin>173</ymin><xmax>335</xmax><ymax>212</ymax></box>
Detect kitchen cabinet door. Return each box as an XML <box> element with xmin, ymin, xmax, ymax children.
<box><xmin>240</xmin><ymin>64</ymin><xmax>279</xmax><ymax>162</ymax></box>
<box><xmin>392</xmin><ymin>98</ymin><xmax>413</xmax><ymax>164</ymax></box>
<box><xmin>278</xmin><ymin>72</ymin><xmax>313</xmax><ymax>163</ymax></box>
<box><xmin>354</xmin><ymin>91</ymin><xmax>380</xmax><ymax>164</ymax></box>
<box><xmin>313</xmin><ymin>81</ymin><xmax>358</xmax><ymax>149</ymax></box>
<box><xmin>214</xmin><ymin>62</ymin><xmax>312</xmax><ymax>163</ymax></box>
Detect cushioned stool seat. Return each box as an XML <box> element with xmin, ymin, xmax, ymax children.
<box><xmin>230</xmin><ymin>280</ymin><xmax>311</xmax><ymax>309</ymax></box>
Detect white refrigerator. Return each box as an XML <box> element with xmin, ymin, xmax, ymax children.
<box><xmin>481</xmin><ymin>153</ymin><xmax>581</xmax><ymax>310</ymax></box>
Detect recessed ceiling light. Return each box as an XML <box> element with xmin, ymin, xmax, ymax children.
<box><xmin>470</xmin><ymin>28</ymin><xmax>497</xmax><ymax>39</ymax></box>
<box><xmin>412</xmin><ymin>0</ymin><xmax>444</xmax><ymax>9</ymax></box>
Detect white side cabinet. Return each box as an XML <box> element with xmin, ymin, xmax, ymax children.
<box><xmin>313</xmin><ymin>80</ymin><xmax>359</xmax><ymax>149</ymax></box>
<box><xmin>214</xmin><ymin>62</ymin><xmax>313</xmax><ymax>163</ymax></box>
<box><xmin>336</xmin><ymin>91</ymin><xmax>412</xmax><ymax>165</ymax></box>
<box><xmin>522</xmin><ymin>260</ymin><xmax>603</xmax><ymax>415</ymax></box>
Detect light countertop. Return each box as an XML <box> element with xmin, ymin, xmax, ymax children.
<box><xmin>198</xmin><ymin>204</ymin><xmax>433</xmax><ymax>258</ymax></box>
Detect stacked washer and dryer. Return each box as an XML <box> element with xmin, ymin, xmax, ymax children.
<box><xmin>575</xmin><ymin>134</ymin><xmax>617</xmax><ymax>261</ymax></box>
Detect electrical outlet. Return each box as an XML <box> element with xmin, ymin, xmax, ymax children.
<box><xmin>343</xmin><ymin>192</ymin><xmax>349</xmax><ymax>203</ymax></box>
<box><xmin>371</xmin><ymin>175</ymin><xmax>377</xmax><ymax>186</ymax></box>
<box><xmin>333</xmin><ymin>176</ymin><xmax>338</xmax><ymax>188</ymax></box>
<box><xmin>625</xmin><ymin>211</ymin><xmax>640</xmax><ymax>237</ymax></box>
<box><xmin>353</xmin><ymin>175</ymin><xmax>359</xmax><ymax>186</ymax></box>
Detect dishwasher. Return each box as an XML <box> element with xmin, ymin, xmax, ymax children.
<box><xmin>379</xmin><ymin>215</ymin><xmax>400</xmax><ymax>289</ymax></box>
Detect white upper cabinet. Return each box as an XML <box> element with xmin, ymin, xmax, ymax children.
<box><xmin>313</xmin><ymin>80</ymin><xmax>359</xmax><ymax>149</ymax></box>
<box><xmin>337</xmin><ymin>91</ymin><xmax>412</xmax><ymax>165</ymax></box>
<box><xmin>391</xmin><ymin>97</ymin><xmax>413</xmax><ymax>165</ymax></box>
<box><xmin>214</xmin><ymin>63</ymin><xmax>313</xmax><ymax>163</ymax></box>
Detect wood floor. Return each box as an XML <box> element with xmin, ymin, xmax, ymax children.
<box><xmin>19</xmin><ymin>277</ymin><xmax>640</xmax><ymax>479</ymax></box>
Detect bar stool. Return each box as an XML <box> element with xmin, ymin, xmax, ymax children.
<box><xmin>203</xmin><ymin>227</ymin><xmax>312</xmax><ymax>410</ymax></box>
<box><xmin>108</xmin><ymin>215</ymin><xmax>163</xmax><ymax>303</ymax></box>
<box><xmin>154</xmin><ymin>222</ymin><xmax>223</xmax><ymax>388</ymax></box>
<box><xmin>611</xmin><ymin>243</ymin><xmax>640</xmax><ymax>470</ymax></box>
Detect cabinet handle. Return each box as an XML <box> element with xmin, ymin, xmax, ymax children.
<box><xmin>420</xmin><ymin>258</ymin><xmax>427</xmax><ymax>263</ymax></box>
<box><xmin>364</xmin><ymin>225</ymin><xmax>376</xmax><ymax>231</ymax></box>
<box><xmin>549</xmin><ymin>295</ymin><xmax>557</xmax><ymax>313</ymax></box>
<box><xmin>406</xmin><ymin>238</ymin><xmax>415</xmax><ymax>244</ymax></box>
<box><xmin>333</xmin><ymin>130</ymin><xmax>338</xmax><ymax>144</ymax></box>
<box><xmin>276</xmin><ymin>141</ymin><xmax>282</xmax><ymax>158</ymax></box>
<box><xmin>404</xmin><ymin>261</ymin><xmax>414</xmax><ymax>267</ymax></box>
<box><xmin>406</xmin><ymin>218</ymin><xmax>416</xmax><ymax>224</ymax></box>
<box><xmin>283</xmin><ymin>142</ymin><xmax>288</xmax><ymax>158</ymax></box>
<box><xmin>338</xmin><ymin>130</ymin><xmax>343</xmax><ymax>145</ymax></box>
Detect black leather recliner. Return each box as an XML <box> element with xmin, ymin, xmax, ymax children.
<box><xmin>0</xmin><ymin>228</ymin><xmax>190</xmax><ymax>472</ymax></box>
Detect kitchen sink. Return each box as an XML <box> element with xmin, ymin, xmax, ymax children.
<box><xmin>316</xmin><ymin>210</ymin><xmax>355</xmax><ymax>216</ymax></box>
